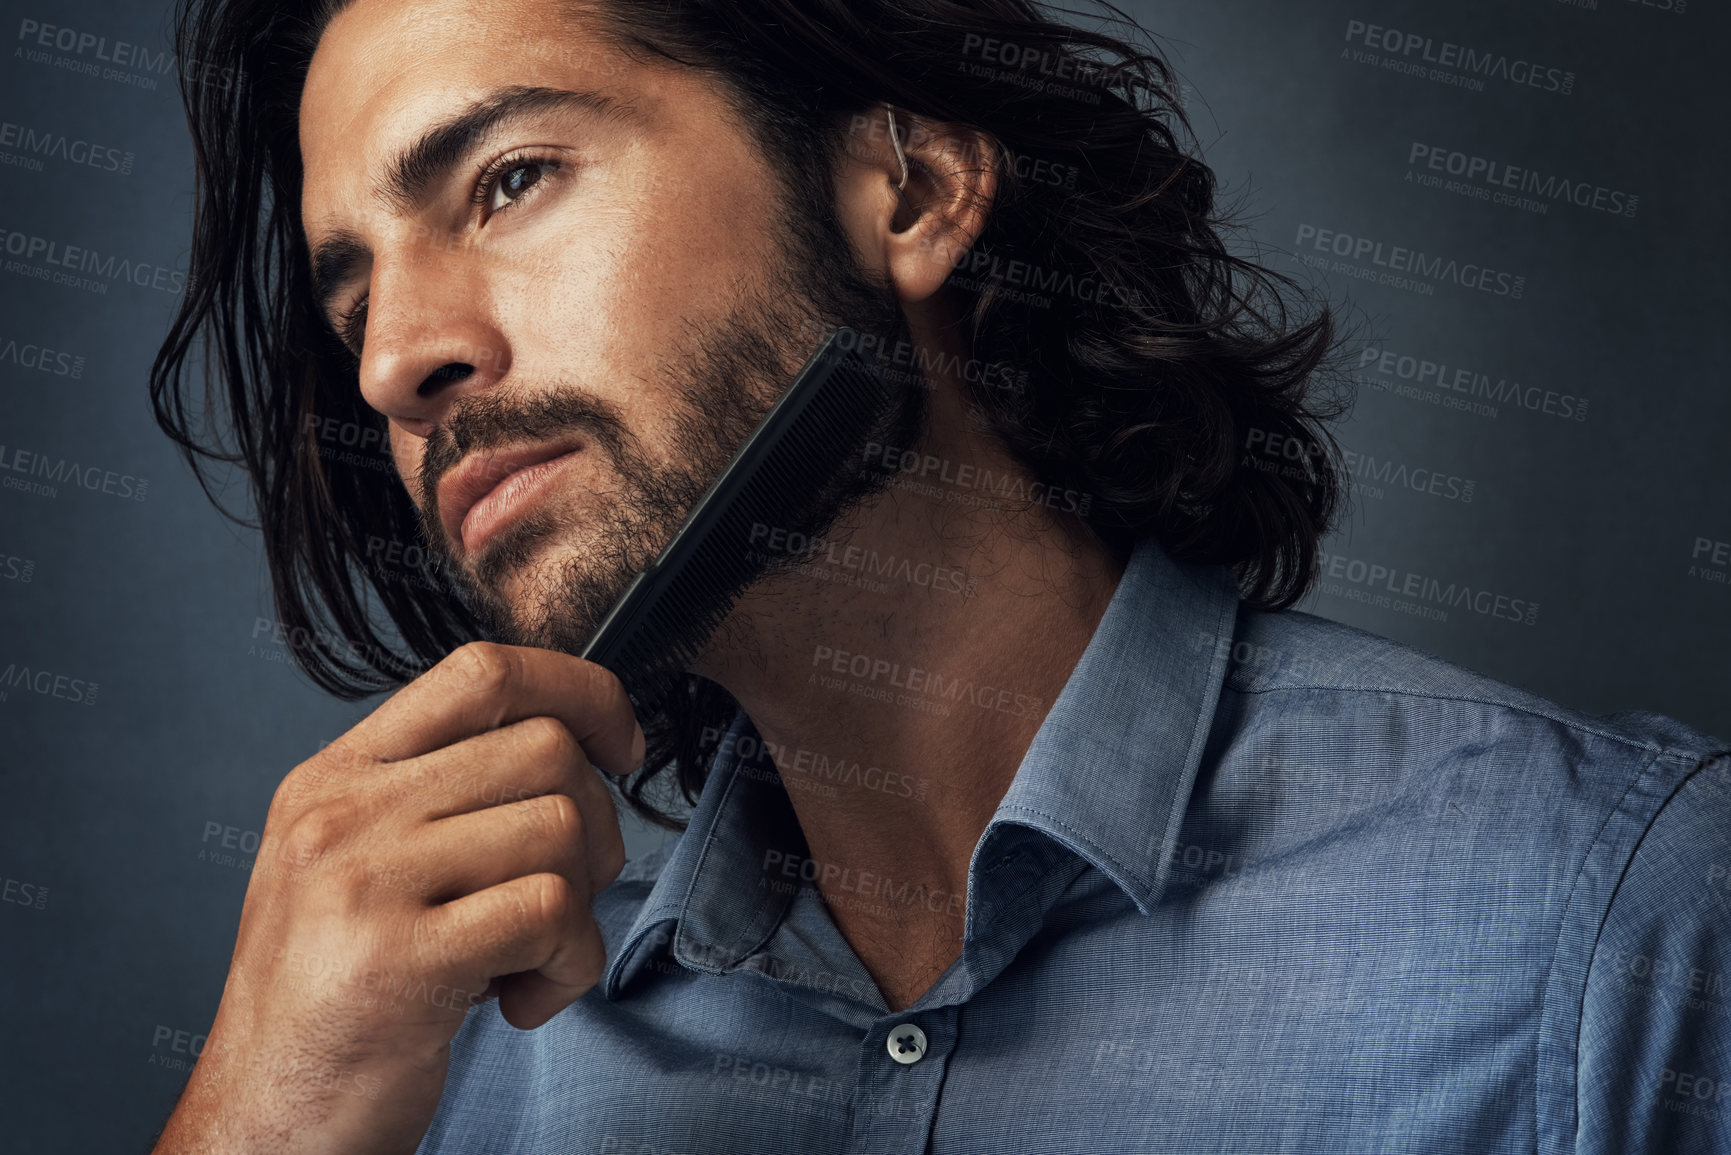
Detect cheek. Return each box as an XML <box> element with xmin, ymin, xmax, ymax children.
<box><xmin>503</xmin><ymin>143</ymin><xmax>777</xmax><ymax>408</ymax></box>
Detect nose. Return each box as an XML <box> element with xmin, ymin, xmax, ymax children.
<box><xmin>355</xmin><ymin>252</ymin><xmax>510</xmax><ymax>436</ymax></box>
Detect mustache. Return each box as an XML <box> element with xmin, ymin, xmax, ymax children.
<box><xmin>415</xmin><ymin>384</ymin><xmax>635</xmax><ymax>516</ymax></box>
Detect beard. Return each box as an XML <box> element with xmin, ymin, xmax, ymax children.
<box><xmin>411</xmin><ymin>187</ymin><xmax>921</xmax><ymax>667</ymax></box>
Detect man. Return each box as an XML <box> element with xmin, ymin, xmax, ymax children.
<box><xmin>148</xmin><ymin>0</ymin><xmax>1729</xmax><ymax>1152</ymax></box>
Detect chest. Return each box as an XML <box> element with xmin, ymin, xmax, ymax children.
<box><xmin>418</xmin><ymin>907</ymin><xmax>1547</xmax><ymax>1155</ymax></box>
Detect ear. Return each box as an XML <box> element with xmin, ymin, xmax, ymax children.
<box><xmin>832</xmin><ymin>106</ymin><xmax>999</xmax><ymax>305</ymax></box>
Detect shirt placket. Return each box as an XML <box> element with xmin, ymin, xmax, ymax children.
<box><xmin>843</xmin><ymin>1005</ymin><xmax>957</xmax><ymax>1154</ymax></box>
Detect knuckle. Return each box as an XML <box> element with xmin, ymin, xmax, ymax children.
<box><xmin>521</xmin><ymin>714</ymin><xmax>579</xmax><ymax>766</ymax></box>
<box><xmin>526</xmin><ymin>872</ymin><xmax>575</xmax><ymax>928</ymax></box>
<box><xmin>275</xmin><ymin>801</ymin><xmax>345</xmax><ymax>867</ymax></box>
<box><xmin>444</xmin><ymin>641</ymin><xmax>515</xmax><ymax>697</ymax></box>
<box><xmin>533</xmin><ymin>792</ymin><xmax>584</xmax><ymax>844</ymax></box>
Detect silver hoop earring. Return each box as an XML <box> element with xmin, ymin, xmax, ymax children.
<box><xmin>885</xmin><ymin>104</ymin><xmax>910</xmax><ymax>193</ymax></box>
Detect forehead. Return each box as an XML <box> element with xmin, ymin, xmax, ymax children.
<box><xmin>298</xmin><ymin>0</ymin><xmax>619</xmax><ymax>211</ymax></box>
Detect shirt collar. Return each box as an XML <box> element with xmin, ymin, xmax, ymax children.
<box><xmin>603</xmin><ymin>707</ymin><xmax>800</xmax><ymax>998</ymax></box>
<box><xmin>974</xmin><ymin>535</ymin><xmax>1240</xmax><ymax>916</ymax></box>
<box><xmin>603</xmin><ymin>536</ymin><xmax>1240</xmax><ymax>997</ymax></box>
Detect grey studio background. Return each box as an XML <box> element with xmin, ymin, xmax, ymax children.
<box><xmin>1</xmin><ymin>0</ymin><xmax>1724</xmax><ymax>1150</ymax></box>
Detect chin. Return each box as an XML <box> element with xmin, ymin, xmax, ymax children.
<box><xmin>475</xmin><ymin>532</ymin><xmax>641</xmax><ymax>657</ymax></box>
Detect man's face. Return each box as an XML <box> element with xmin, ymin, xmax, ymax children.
<box><xmin>298</xmin><ymin>0</ymin><xmax>909</xmax><ymax>658</ymax></box>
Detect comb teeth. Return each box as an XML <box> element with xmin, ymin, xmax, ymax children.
<box><xmin>579</xmin><ymin>330</ymin><xmax>895</xmax><ymax>711</ymax></box>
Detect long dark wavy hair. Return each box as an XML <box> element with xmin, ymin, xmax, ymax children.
<box><xmin>151</xmin><ymin>0</ymin><xmax>1352</xmax><ymax>830</ymax></box>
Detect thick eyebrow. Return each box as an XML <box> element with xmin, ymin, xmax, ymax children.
<box><xmin>307</xmin><ymin>85</ymin><xmax>629</xmax><ymax>333</ymax></box>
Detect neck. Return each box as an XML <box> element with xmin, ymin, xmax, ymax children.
<box><xmin>691</xmin><ymin>367</ymin><xmax>1125</xmax><ymax>1008</ymax></box>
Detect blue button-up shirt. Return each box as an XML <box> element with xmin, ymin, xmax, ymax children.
<box><xmin>417</xmin><ymin>538</ymin><xmax>1731</xmax><ymax>1154</ymax></box>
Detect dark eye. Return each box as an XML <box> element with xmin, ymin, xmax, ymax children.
<box><xmin>488</xmin><ymin>162</ymin><xmax>548</xmax><ymax>212</ymax></box>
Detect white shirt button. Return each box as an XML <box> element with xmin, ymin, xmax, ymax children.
<box><xmin>886</xmin><ymin>1022</ymin><xmax>927</xmax><ymax>1065</ymax></box>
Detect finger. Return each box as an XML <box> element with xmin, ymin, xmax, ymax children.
<box><xmin>338</xmin><ymin>643</ymin><xmax>645</xmax><ymax>775</ymax></box>
<box><xmin>423</xmin><ymin>872</ymin><xmax>608</xmax><ymax>1029</ymax></box>
<box><xmin>392</xmin><ymin>714</ymin><xmax>625</xmax><ymax>893</ymax></box>
<box><xmin>414</xmin><ymin>790</ymin><xmax>625</xmax><ymax>905</ymax></box>
<box><xmin>384</xmin><ymin>713</ymin><xmax>614</xmax><ymax>819</ymax></box>
<box><xmin>497</xmin><ymin>968</ymin><xmax>595</xmax><ymax>1031</ymax></box>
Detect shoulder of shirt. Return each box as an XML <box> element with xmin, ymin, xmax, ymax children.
<box><xmin>1221</xmin><ymin>603</ymin><xmax>1729</xmax><ymax>765</ymax></box>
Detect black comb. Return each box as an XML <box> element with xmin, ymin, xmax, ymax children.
<box><xmin>579</xmin><ymin>328</ymin><xmax>895</xmax><ymax>710</ymax></box>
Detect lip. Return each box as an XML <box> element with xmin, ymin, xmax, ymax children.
<box><xmin>438</xmin><ymin>440</ymin><xmax>583</xmax><ymax>555</ymax></box>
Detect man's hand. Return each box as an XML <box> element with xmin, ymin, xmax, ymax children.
<box><xmin>152</xmin><ymin>643</ymin><xmax>643</xmax><ymax>1155</ymax></box>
